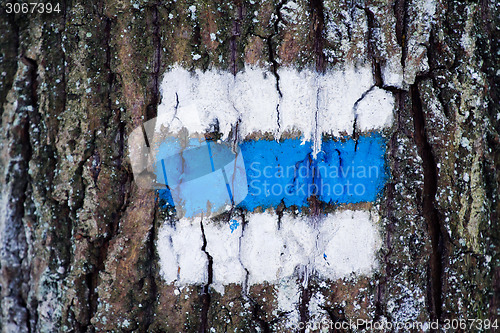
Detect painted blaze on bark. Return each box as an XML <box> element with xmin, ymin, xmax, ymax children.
<box><xmin>150</xmin><ymin>57</ymin><xmax>392</xmax><ymax>329</ymax></box>
<box><xmin>0</xmin><ymin>0</ymin><xmax>498</xmax><ymax>332</ymax></box>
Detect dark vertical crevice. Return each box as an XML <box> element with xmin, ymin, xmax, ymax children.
<box><xmin>21</xmin><ymin>56</ymin><xmax>39</xmax><ymax>112</ymax></box>
<box><xmin>248</xmin><ymin>2</ymin><xmax>285</xmax><ymax>129</ymax></box>
<box><xmin>18</xmin><ymin>56</ymin><xmax>37</xmax><ymax>333</ymax></box>
<box><xmin>314</xmin><ymin>85</ymin><xmax>319</xmax><ymax>149</ymax></box>
<box><xmin>478</xmin><ymin>0</ymin><xmax>500</xmax><ymax>321</ymax></box>
<box><xmin>362</xmin><ymin>8</ymin><xmax>376</xmax><ymax>55</ymax></box>
<box><xmin>60</xmin><ymin>0</ymin><xmax>68</xmax><ymax>130</ymax></box>
<box><xmin>276</xmin><ymin>201</ymin><xmax>284</xmax><ymax>229</ymax></box>
<box><xmin>58</xmin><ymin>11</ymin><xmax>74</xmax><ymax>321</ymax></box>
<box><xmin>411</xmin><ymin>83</ymin><xmax>443</xmax><ymax>322</ymax></box>
<box><xmin>143</xmin><ymin>5</ymin><xmax>162</xmax><ymax>331</ymax></box>
<box><xmin>353</xmin><ymin>116</ymin><xmax>359</xmax><ymax>151</ymax></box>
<box><xmin>18</xmin><ymin>99</ymin><xmax>32</xmax><ymax>333</ymax></box>
<box><xmin>230</xmin><ymin>4</ymin><xmax>244</xmax><ymax>76</ymax></box>
<box><xmin>150</xmin><ymin>5</ymin><xmax>162</xmax><ymax>118</ymax></box>
<box><xmin>199</xmin><ymin>218</ymin><xmax>213</xmax><ymax>333</ymax></box>
<box><xmin>362</xmin><ymin>6</ymin><xmax>384</xmax><ymax>87</ymax></box>
<box><xmin>298</xmin><ymin>284</ymin><xmax>311</xmax><ymax>333</ymax></box>
<box><xmin>307</xmin><ymin>153</ymin><xmax>321</xmax><ymax>216</ymax></box>
<box><xmin>309</xmin><ymin>0</ymin><xmax>325</xmax><ymax>72</ymax></box>
<box><xmin>237</xmin><ymin>210</ymin><xmax>250</xmax><ymax>293</ymax></box>
<box><xmin>251</xmin><ymin>301</ymin><xmax>271</xmax><ymax>333</ymax></box>
<box><xmin>276</xmin><ymin>104</ymin><xmax>281</xmax><ymax>133</ymax></box>
<box><xmin>393</xmin><ymin>0</ymin><xmax>405</xmax><ymax>48</ymax></box>
<box><xmin>266</xmin><ymin>0</ymin><xmax>285</xmax><ymax>97</ymax></box>
<box><xmin>375</xmin><ymin>90</ymin><xmax>404</xmax><ymax>321</ymax></box>
<box><xmin>58</xmin><ymin>0</ymin><xmax>71</xmax><ymax>296</ymax></box>
<box><xmin>373</xmin><ymin>61</ymin><xmax>383</xmax><ymax>87</ymax></box>
<box><xmin>352</xmin><ymin>85</ymin><xmax>376</xmax><ymax>152</ymax></box>
<box><xmin>400</xmin><ymin>0</ymin><xmax>409</xmax><ymax>67</ymax></box>
<box><xmin>92</xmin><ymin>14</ymin><xmax>112</xmax><ymax>324</ymax></box>
<box><xmin>256</xmin><ymin>1</ymin><xmax>285</xmax><ymax>132</ymax></box>
<box><xmin>78</xmin><ymin>138</ymin><xmax>97</xmax><ymax>333</ymax></box>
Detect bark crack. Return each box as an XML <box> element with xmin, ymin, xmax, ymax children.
<box><xmin>144</xmin><ymin>5</ymin><xmax>162</xmax><ymax>331</ymax></box>
<box><xmin>251</xmin><ymin>300</ymin><xmax>271</xmax><ymax>333</ymax></box>
<box><xmin>230</xmin><ymin>4</ymin><xmax>244</xmax><ymax>76</ymax></box>
<box><xmin>374</xmin><ymin>90</ymin><xmax>404</xmax><ymax>321</ymax></box>
<box><xmin>309</xmin><ymin>0</ymin><xmax>325</xmax><ymax>72</ymax></box>
<box><xmin>352</xmin><ymin>85</ymin><xmax>377</xmax><ymax>151</ymax></box>
<box><xmin>10</xmin><ymin>55</ymin><xmax>36</xmax><ymax>333</ymax></box>
<box><xmin>199</xmin><ymin>217</ymin><xmax>214</xmax><ymax>333</ymax></box>
<box><xmin>237</xmin><ymin>211</ymin><xmax>250</xmax><ymax>294</ymax></box>
<box><xmin>411</xmin><ymin>81</ymin><xmax>443</xmax><ymax>321</ymax></box>
<box><xmin>394</xmin><ymin>0</ymin><xmax>406</xmax><ymax>50</ymax></box>
<box><xmin>251</xmin><ymin>2</ymin><xmax>286</xmax><ymax>133</ymax></box>
<box><xmin>361</xmin><ymin>6</ymin><xmax>384</xmax><ymax>88</ymax></box>
<box><xmin>298</xmin><ymin>284</ymin><xmax>311</xmax><ymax>333</ymax></box>
<box><xmin>268</xmin><ymin>0</ymin><xmax>285</xmax><ymax>97</ymax></box>
<box><xmin>313</xmin><ymin>82</ymin><xmax>321</xmax><ymax>156</ymax></box>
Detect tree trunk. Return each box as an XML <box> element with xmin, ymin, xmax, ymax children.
<box><xmin>0</xmin><ymin>0</ymin><xmax>498</xmax><ymax>332</ymax></box>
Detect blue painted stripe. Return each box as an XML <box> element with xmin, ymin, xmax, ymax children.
<box><xmin>156</xmin><ymin>134</ymin><xmax>387</xmax><ymax>212</ymax></box>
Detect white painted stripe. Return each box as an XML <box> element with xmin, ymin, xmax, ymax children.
<box><xmin>157</xmin><ymin>65</ymin><xmax>394</xmax><ymax>154</ymax></box>
<box><xmin>157</xmin><ymin>210</ymin><xmax>381</xmax><ymax>288</ymax></box>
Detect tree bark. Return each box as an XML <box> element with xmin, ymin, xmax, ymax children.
<box><xmin>0</xmin><ymin>0</ymin><xmax>498</xmax><ymax>332</ymax></box>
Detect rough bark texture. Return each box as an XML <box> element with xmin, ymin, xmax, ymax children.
<box><xmin>0</xmin><ymin>0</ymin><xmax>498</xmax><ymax>332</ymax></box>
